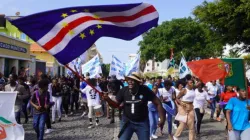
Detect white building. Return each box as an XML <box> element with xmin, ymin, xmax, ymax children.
<box><xmin>128</xmin><ymin>54</ymin><xmax>137</xmax><ymax>61</ymax></box>
<box><xmin>144</xmin><ymin>59</ymin><xmax>170</xmax><ymax>73</ymax></box>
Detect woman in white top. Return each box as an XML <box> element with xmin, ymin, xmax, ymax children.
<box><xmin>81</xmin><ymin>78</ymin><xmax>102</xmax><ymax>128</ymax></box>
<box><xmin>159</xmin><ymin>80</ymin><xmax>176</xmax><ymax>138</ymax></box>
<box><xmin>174</xmin><ymin>80</ymin><xmax>196</xmax><ymax>140</ymax></box>
<box><xmin>173</xmin><ymin>80</ymin><xmax>185</xmax><ymax>129</ymax></box>
<box><xmin>193</xmin><ymin>82</ymin><xmax>210</xmax><ymax>136</ymax></box>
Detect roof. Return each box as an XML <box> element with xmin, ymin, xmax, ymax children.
<box><xmin>30</xmin><ymin>43</ymin><xmax>46</xmax><ymax>52</ymax></box>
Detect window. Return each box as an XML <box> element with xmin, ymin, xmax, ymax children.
<box><xmin>20</xmin><ymin>33</ymin><xmax>26</xmax><ymax>41</ymax></box>
<box><xmin>147</xmin><ymin>63</ymin><xmax>150</xmax><ymax>66</ymax></box>
<box><xmin>157</xmin><ymin>63</ymin><xmax>160</xmax><ymax>67</ymax></box>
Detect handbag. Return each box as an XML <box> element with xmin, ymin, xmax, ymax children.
<box><xmin>175</xmin><ymin>113</ymin><xmax>187</xmax><ymax>123</ymax></box>
<box><xmin>199</xmin><ymin>108</ymin><xmax>205</xmax><ymax>114</ymax></box>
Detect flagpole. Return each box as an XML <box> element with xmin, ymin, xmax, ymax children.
<box><xmin>243</xmin><ymin>59</ymin><xmax>249</xmax><ymax>107</ymax></box>
<box><xmin>65</xmin><ymin>64</ymin><xmax>120</xmax><ymax>108</ymax></box>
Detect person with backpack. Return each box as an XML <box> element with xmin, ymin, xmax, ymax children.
<box><xmin>30</xmin><ymin>79</ymin><xmax>50</xmax><ymax>140</ymax></box>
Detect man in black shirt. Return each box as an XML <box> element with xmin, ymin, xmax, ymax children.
<box><xmin>104</xmin><ymin>72</ymin><xmax>165</xmax><ymax>140</ymax></box>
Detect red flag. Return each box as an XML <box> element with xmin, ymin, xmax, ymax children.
<box><xmin>187</xmin><ymin>59</ymin><xmax>228</xmax><ymax>83</ymax></box>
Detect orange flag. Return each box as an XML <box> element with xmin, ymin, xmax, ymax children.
<box><xmin>187</xmin><ymin>59</ymin><xmax>228</xmax><ymax>83</ymax></box>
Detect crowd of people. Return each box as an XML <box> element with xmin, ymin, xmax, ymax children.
<box><xmin>0</xmin><ymin>71</ymin><xmax>250</xmax><ymax>140</ymax></box>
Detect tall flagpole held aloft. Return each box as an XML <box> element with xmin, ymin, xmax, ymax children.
<box><xmin>65</xmin><ymin>64</ymin><xmax>120</xmax><ymax>108</ymax></box>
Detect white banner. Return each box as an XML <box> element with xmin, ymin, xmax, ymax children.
<box><xmin>81</xmin><ymin>55</ymin><xmax>102</xmax><ymax>78</ymax></box>
<box><xmin>67</xmin><ymin>51</ymin><xmax>88</xmax><ymax>75</ymax></box>
<box><xmin>0</xmin><ymin>92</ymin><xmax>24</xmax><ymax>140</ymax></box>
<box><xmin>109</xmin><ymin>55</ymin><xmax>125</xmax><ymax>80</ymax></box>
<box><xmin>125</xmin><ymin>53</ymin><xmax>140</xmax><ymax>76</ymax></box>
<box><xmin>179</xmin><ymin>57</ymin><xmax>190</xmax><ymax>79</ymax></box>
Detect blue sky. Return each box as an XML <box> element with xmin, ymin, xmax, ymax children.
<box><xmin>1</xmin><ymin>0</ymin><xmax>213</xmax><ymax>63</ymax></box>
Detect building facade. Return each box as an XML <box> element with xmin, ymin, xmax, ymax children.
<box><xmin>0</xmin><ymin>34</ymin><xmax>45</xmax><ymax>77</ymax></box>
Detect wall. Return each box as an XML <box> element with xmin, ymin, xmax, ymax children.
<box><xmin>0</xmin><ymin>19</ymin><xmax>33</xmax><ymax>43</ymax></box>
<box><xmin>0</xmin><ymin>34</ymin><xmax>30</xmax><ymax>59</ymax></box>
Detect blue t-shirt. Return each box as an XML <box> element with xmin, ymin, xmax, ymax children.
<box><xmin>123</xmin><ymin>82</ymin><xmax>128</xmax><ymax>87</ymax></box>
<box><xmin>225</xmin><ymin>97</ymin><xmax>250</xmax><ymax>131</ymax></box>
<box><xmin>146</xmin><ymin>83</ymin><xmax>153</xmax><ymax>90</ymax></box>
<box><xmin>80</xmin><ymin>82</ymin><xmax>87</xmax><ymax>90</ymax></box>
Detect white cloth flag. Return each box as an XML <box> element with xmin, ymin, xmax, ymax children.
<box><xmin>67</xmin><ymin>51</ymin><xmax>88</xmax><ymax>75</ymax></box>
<box><xmin>82</xmin><ymin>55</ymin><xmax>102</xmax><ymax>78</ymax></box>
<box><xmin>109</xmin><ymin>55</ymin><xmax>126</xmax><ymax>80</ymax></box>
<box><xmin>125</xmin><ymin>53</ymin><xmax>140</xmax><ymax>76</ymax></box>
<box><xmin>0</xmin><ymin>92</ymin><xmax>24</xmax><ymax>140</ymax></box>
<box><xmin>179</xmin><ymin>57</ymin><xmax>190</xmax><ymax>79</ymax></box>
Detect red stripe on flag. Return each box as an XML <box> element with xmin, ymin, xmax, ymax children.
<box><xmin>101</xmin><ymin>6</ymin><xmax>156</xmax><ymax>22</ymax></box>
<box><xmin>43</xmin><ymin>6</ymin><xmax>156</xmax><ymax>51</ymax></box>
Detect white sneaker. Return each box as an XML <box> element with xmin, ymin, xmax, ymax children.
<box><xmin>173</xmin><ymin>136</ymin><xmax>178</xmax><ymax>140</ymax></box>
<box><xmin>81</xmin><ymin>112</ymin><xmax>87</xmax><ymax>117</ymax></box>
<box><xmin>95</xmin><ymin>122</ymin><xmax>99</xmax><ymax>126</ymax></box>
<box><xmin>88</xmin><ymin>124</ymin><xmax>93</xmax><ymax>128</ymax></box>
<box><xmin>65</xmin><ymin>114</ymin><xmax>68</xmax><ymax>118</ymax></box>
<box><xmin>151</xmin><ymin>134</ymin><xmax>158</xmax><ymax>139</ymax></box>
<box><xmin>83</xmin><ymin>112</ymin><xmax>87</xmax><ymax>116</ymax></box>
<box><xmin>45</xmin><ymin>129</ymin><xmax>54</xmax><ymax>134</ymax></box>
<box><xmin>173</xmin><ymin>123</ymin><xmax>177</xmax><ymax>129</ymax></box>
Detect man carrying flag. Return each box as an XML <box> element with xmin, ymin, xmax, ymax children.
<box><xmin>8</xmin><ymin>2</ymin><xmax>160</xmax><ymax>139</ymax></box>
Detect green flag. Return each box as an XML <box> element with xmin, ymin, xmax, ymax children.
<box><xmin>222</xmin><ymin>58</ymin><xmax>246</xmax><ymax>89</ymax></box>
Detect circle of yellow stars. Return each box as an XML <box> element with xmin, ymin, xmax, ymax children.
<box><xmin>60</xmin><ymin>9</ymin><xmax>104</xmax><ymax>39</ymax></box>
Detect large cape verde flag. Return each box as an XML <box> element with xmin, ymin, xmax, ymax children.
<box><xmin>8</xmin><ymin>3</ymin><xmax>159</xmax><ymax>65</ymax></box>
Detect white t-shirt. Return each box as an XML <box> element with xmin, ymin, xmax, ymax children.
<box><xmin>82</xmin><ymin>85</ymin><xmax>101</xmax><ymax>107</ymax></box>
<box><xmin>193</xmin><ymin>89</ymin><xmax>210</xmax><ymax>109</ymax></box>
<box><xmin>175</xmin><ymin>88</ymin><xmax>181</xmax><ymax>97</ymax></box>
<box><xmin>207</xmin><ymin>84</ymin><xmax>219</xmax><ymax>99</ymax></box>
<box><xmin>159</xmin><ymin>87</ymin><xmax>175</xmax><ymax>102</ymax></box>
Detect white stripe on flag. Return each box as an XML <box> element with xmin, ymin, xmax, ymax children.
<box><xmin>47</xmin><ymin>12</ymin><xmax>158</xmax><ymax>55</ymax></box>
<box><xmin>37</xmin><ymin>3</ymin><xmax>152</xmax><ymax>46</ymax></box>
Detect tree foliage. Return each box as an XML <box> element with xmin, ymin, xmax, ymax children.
<box><xmin>101</xmin><ymin>64</ymin><xmax>110</xmax><ymax>77</ymax></box>
<box><xmin>139</xmin><ymin>17</ymin><xmax>223</xmax><ymax>62</ymax></box>
<box><xmin>226</xmin><ymin>48</ymin><xmax>242</xmax><ymax>58</ymax></box>
<box><xmin>243</xmin><ymin>54</ymin><xmax>250</xmax><ymax>70</ymax></box>
<box><xmin>193</xmin><ymin>0</ymin><xmax>250</xmax><ymax>51</ymax></box>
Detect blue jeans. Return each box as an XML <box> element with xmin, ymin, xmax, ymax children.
<box><xmin>27</xmin><ymin>102</ymin><xmax>33</xmax><ymax>115</ymax></box>
<box><xmin>15</xmin><ymin>111</ymin><xmax>21</xmax><ymax>124</ymax></box>
<box><xmin>210</xmin><ymin>98</ymin><xmax>216</xmax><ymax>119</ymax></box>
<box><xmin>119</xmin><ymin>117</ymin><xmax>150</xmax><ymax>140</ymax></box>
<box><xmin>33</xmin><ymin>113</ymin><xmax>47</xmax><ymax>140</ymax></box>
<box><xmin>162</xmin><ymin>102</ymin><xmax>173</xmax><ymax>134</ymax></box>
<box><xmin>149</xmin><ymin>110</ymin><xmax>158</xmax><ymax>136</ymax></box>
<box><xmin>22</xmin><ymin>102</ymin><xmax>28</xmax><ymax>121</ymax></box>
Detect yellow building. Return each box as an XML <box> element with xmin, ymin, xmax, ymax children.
<box><xmin>0</xmin><ymin>34</ymin><xmax>45</xmax><ymax>77</ymax></box>
<box><xmin>30</xmin><ymin>43</ymin><xmax>65</xmax><ymax>76</ymax></box>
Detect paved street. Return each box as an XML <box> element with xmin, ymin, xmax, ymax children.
<box><xmin>23</xmin><ymin>110</ymin><xmax>227</xmax><ymax>140</ymax></box>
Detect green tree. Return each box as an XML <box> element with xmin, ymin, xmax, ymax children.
<box><xmin>193</xmin><ymin>0</ymin><xmax>250</xmax><ymax>52</ymax></box>
<box><xmin>227</xmin><ymin>48</ymin><xmax>242</xmax><ymax>58</ymax></box>
<box><xmin>243</xmin><ymin>54</ymin><xmax>250</xmax><ymax>70</ymax></box>
<box><xmin>101</xmin><ymin>64</ymin><xmax>110</xmax><ymax>77</ymax></box>
<box><xmin>139</xmin><ymin>17</ymin><xmax>223</xmax><ymax>62</ymax></box>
